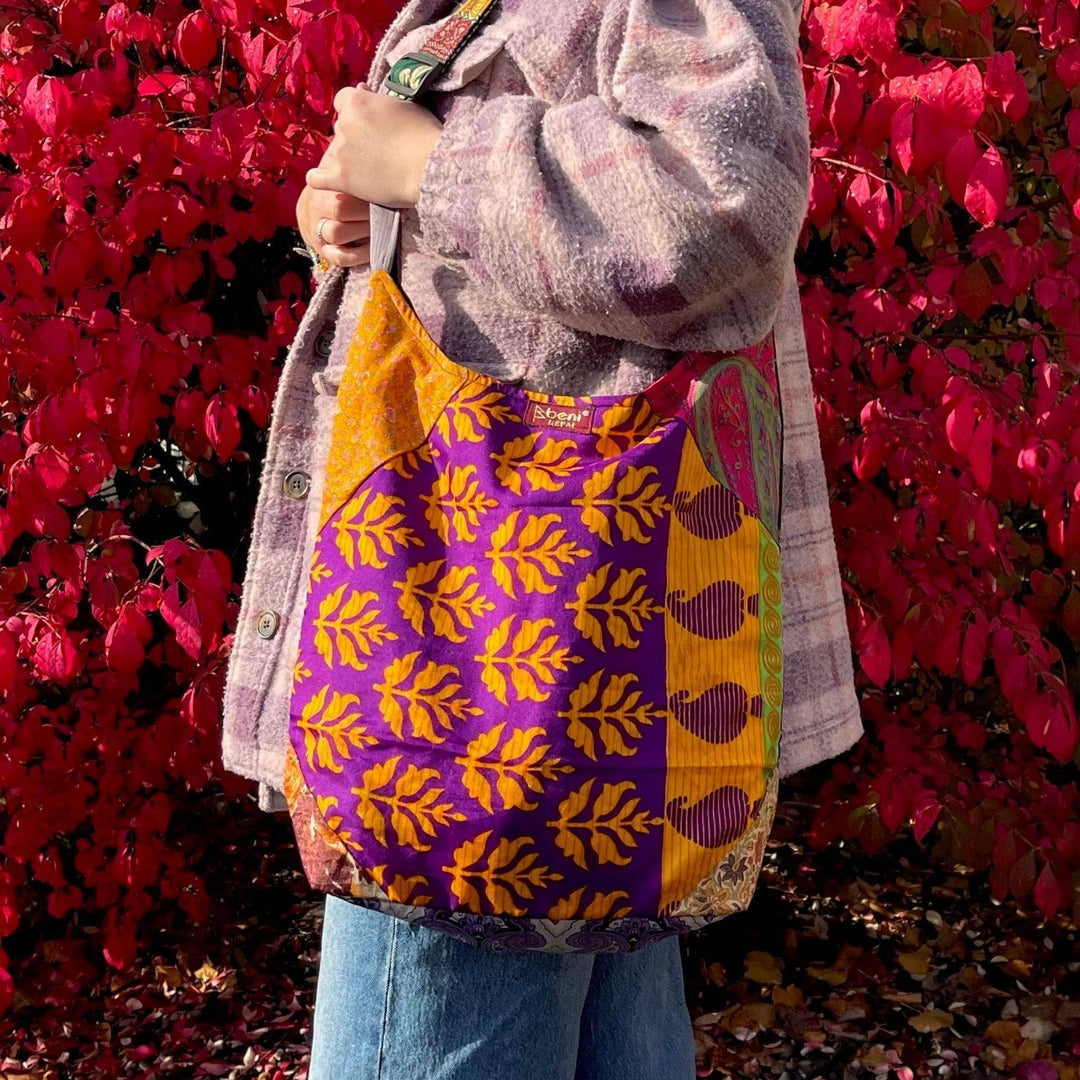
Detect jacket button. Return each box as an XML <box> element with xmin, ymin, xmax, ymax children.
<box><xmin>314</xmin><ymin>328</ymin><xmax>334</xmax><ymax>357</ymax></box>
<box><xmin>255</xmin><ymin>610</ymin><xmax>280</xmax><ymax>639</ymax></box>
<box><xmin>283</xmin><ymin>470</ymin><xmax>311</xmax><ymax>500</ymax></box>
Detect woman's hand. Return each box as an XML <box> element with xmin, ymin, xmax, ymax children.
<box><xmin>305</xmin><ymin>85</ymin><xmax>444</xmax><ymax>210</ymax></box>
<box><xmin>297</xmin><ymin>184</ymin><xmax>371</xmax><ymax>269</ymax></box>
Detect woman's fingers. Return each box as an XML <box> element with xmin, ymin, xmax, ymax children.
<box><xmin>305</xmin><ymin>165</ymin><xmax>337</xmax><ymax>191</ymax></box>
<box><xmin>317</xmin><ymin>216</ymin><xmax>370</xmax><ymax>247</ymax></box>
<box><xmin>320</xmin><ymin>240</ymin><xmax>370</xmax><ymax>267</ymax></box>
<box><xmin>327</xmin><ymin>191</ymin><xmax>370</xmax><ymax>222</ymax></box>
<box><xmin>297</xmin><ymin>176</ymin><xmax>370</xmax><ymax>261</ymax></box>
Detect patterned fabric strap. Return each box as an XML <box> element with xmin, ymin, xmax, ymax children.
<box><xmin>373</xmin><ymin>1</ymin><xmax>500</xmax><ymax>278</ymax></box>
<box><xmin>383</xmin><ymin>0</ymin><xmax>501</xmax><ymax>101</ymax></box>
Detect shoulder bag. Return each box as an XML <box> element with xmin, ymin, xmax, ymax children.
<box><xmin>283</xmin><ymin>0</ymin><xmax>785</xmax><ymax>952</ymax></box>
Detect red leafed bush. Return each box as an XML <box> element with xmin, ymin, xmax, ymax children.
<box><xmin>0</xmin><ymin>0</ymin><xmax>1078</xmax><ymax>1025</ymax></box>
<box><xmin>798</xmin><ymin>0</ymin><xmax>1080</xmax><ymax>918</ymax></box>
<box><xmin>0</xmin><ymin>0</ymin><xmax>399</xmax><ymax>1013</ymax></box>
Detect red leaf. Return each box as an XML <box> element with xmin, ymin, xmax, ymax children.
<box><xmin>46</xmin><ymin>885</ymin><xmax>83</xmax><ymax>919</ymax></box>
<box><xmin>845</xmin><ymin>173</ymin><xmax>899</xmax><ymax>247</ymax></box>
<box><xmin>105</xmin><ymin>606</ymin><xmax>152</xmax><ymax>674</ymax></box>
<box><xmin>878</xmin><ymin>771</ymin><xmax>912</xmax><ymax>832</ymax></box>
<box><xmin>954</xmin><ymin>719</ymin><xmax>987</xmax><ymax>753</ymax></box>
<box><xmin>1008</xmin><ymin>848</ymin><xmax>1036</xmax><ymax>900</ymax></box>
<box><xmin>0</xmin><ymin>883</ymin><xmax>19</xmax><ymax>938</ymax></box>
<box><xmin>0</xmin><ymin>628</ymin><xmax>16</xmax><ymax>689</ymax></box>
<box><xmin>953</xmin><ymin>260</ymin><xmax>993</xmax><ymax>322</ymax></box>
<box><xmin>50</xmin><ymin>230</ymin><xmax>99</xmax><ymax>297</ymax></box>
<box><xmin>964</xmin><ymin>144</ymin><xmax>1009</xmax><ymax>226</ymax></box>
<box><xmin>849</xmin><ymin>286</ymin><xmax>915</xmax><ymax>338</ymax></box>
<box><xmin>23</xmin><ymin>75</ymin><xmax>73</xmax><ymax>138</ymax></box>
<box><xmin>1056</xmin><ymin>42</ymin><xmax>1080</xmax><ymax>91</ymax></box>
<box><xmin>960</xmin><ymin>609</ymin><xmax>989</xmax><ymax>686</ymax></box>
<box><xmin>936</xmin><ymin>606</ymin><xmax>962</xmax><ymax>676</ymax></box>
<box><xmin>944</xmin><ymin>131</ymin><xmax>980</xmax><ymax>207</ymax></box>
<box><xmin>968</xmin><ymin>413</ymin><xmax>994</xmax><ymax>491</ymax></box>
<box><xmin>911</xmin><ymin>793</ymin><xmax>942</xmax><ymax>843</ymax></box>
<box><xmin>1033</xmin><ymin>861</ymin><xmax>1065</xmax><ymax>918</ymax></box>
<box><xmin>102</xmin><ymin>910</ymin><xmax>138</xmax><ymax>970</ymax></box>
<box><xmin>942</xmin><ymin>63</ymin><xmax>985</xmax><ymax>130</ymax></box>
<box><xmin>174</xmin><ymin>10</ymin><xmax>219</xmax><ymax>69</ymax></box>
<box><xmin>204</xmin><ymin>395</ymin><xmax>242</xmax><ymax>461</ymax></box>
<box><xmin>56</xmin><ymin>0</ymin><xmax>100</xmax><ymax>43</ymax></box>
<box><xmin>985</xmin><ymin>51</ymin><xmax>1029</xmax><ymax>122</ymax></box>
<box><xmin>6</xmin><ymin>187</ymin><xmax>55</xmax><ymax>252</ymax></box>
<box><xmin>159</xmin><ymin>582</ymin><xmax>203</xmax><ymax>660</ymax></box>
<box><xmin>239</xmin><ymin>386</ymin><xmax>270</xmax><ymax>429</ymax></box>
<box><xmin>1043</xmin><ymin>694</ymin><xmax>1078</xmax><ymax>763</ymax></box>
<box><xmin>852</xmin><ymin>433</ymin><xmax>887</xmax><ymax>480</ymax></box>
<box><xmin>889</xmin><ymin>99</ymin><xmax>914</xmax><ymax>174</ymax></box>
<box><xmin>857</xmin><ymin>611</ymin><xmax>892</xmax><ymax>688</ymax></box>
<box><xmin>137</xmin><ymin>72</ymin><xmax>214</xmax><ymax>115</ymax></box>
<box><xmin>34</xmin><ymin>625</ymin><xmax>81</xmax><ymax>682</ymax></box>
<box><xmin>205</xmin><ymin>0</ymin><xmax>254</xmax><ymax>31</ymax></box>
<box><xmin>945</xmin><ymin>393</ymin><xmax>975</xmax><ymax>456</ymax></box>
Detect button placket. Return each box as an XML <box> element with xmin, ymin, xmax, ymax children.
<box><xmin>223</xmin><ymin>264</ymin><xmax>348</xmax><ymax>801</ymax></box>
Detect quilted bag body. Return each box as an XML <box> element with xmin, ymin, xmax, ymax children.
<box><xmin>282</xmin><ymin>266</ymin><xmax>784</xmax><ymax>952</ymax></box>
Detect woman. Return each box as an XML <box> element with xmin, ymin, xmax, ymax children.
<box><xmin>221</xmin><ymin>0</ymin><xmax>864</xmax><ymax>1076</ymax></box>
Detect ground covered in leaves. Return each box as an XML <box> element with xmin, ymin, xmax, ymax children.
<box><xmin>685</xmin><ymin>777</ymin><xmax>1080</xmax><ymax>1080</ymax></box>
<box><xmin>2</xmin><ymin>770</ymin><xmax>1078</xmax><ymax>1079</ymax></box>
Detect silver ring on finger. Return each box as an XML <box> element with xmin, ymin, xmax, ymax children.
<box><xmin>315</xmin><ymin>217</ymin><xmax>329</xmax><ymax>245</ymax></box>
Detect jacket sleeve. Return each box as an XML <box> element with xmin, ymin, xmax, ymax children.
<box><xmin>412</xmin><ymin>0</ymin><xmax>811</xmax><ymax>352</ymax></box>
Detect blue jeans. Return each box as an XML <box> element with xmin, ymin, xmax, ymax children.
<box><xmin>309</xmin><ymin>896</ymin><xmax>697</xmax><ymax>1080</ymax></box>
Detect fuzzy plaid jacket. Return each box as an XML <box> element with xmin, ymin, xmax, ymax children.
<box><xmin>221</xmin><ymin>0</ymin><xmax>864</xmax><ymax>812</ymax></box>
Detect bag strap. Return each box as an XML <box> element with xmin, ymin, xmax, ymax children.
<box><xmin>370</xmin><ymin>0</ymin><xmax>500</xmax><ymax>278</ymax></box>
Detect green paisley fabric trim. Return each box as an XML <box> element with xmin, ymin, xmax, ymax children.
<box><xmin>758</xmin><ymin>528</ymin><xmax>784</xmax><ymax>774</ymax></box>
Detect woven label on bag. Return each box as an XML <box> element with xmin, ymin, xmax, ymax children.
<box><xmin>522</xmin><ymin>400</ymin><xmax>595</xmax><ymax>433</ymax></box>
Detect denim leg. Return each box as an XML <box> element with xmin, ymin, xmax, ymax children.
<box><xmin>309</xmin><ymin>896</ymin><xmax>596</xmax><ymax>1080</ymax></box>
<box><xmin>308</xmin><ymin>897</ymin><xmax>398</xmax><ymax>1080</ymax></box>
<box><xmin>574</xmin><ymin>937</ymin><xmax>696</xmax><ymax>1080</ymax></box>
